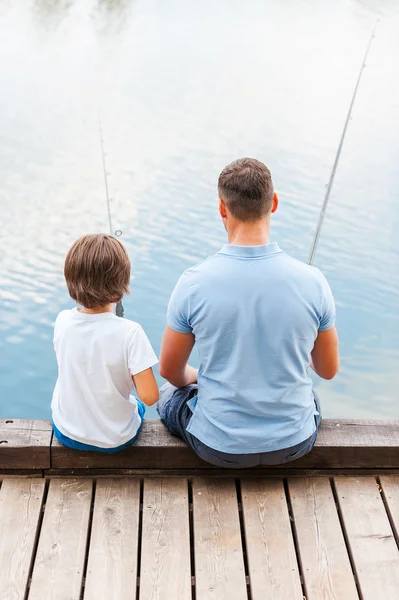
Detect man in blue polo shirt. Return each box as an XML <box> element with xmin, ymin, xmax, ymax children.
<box><xmin>158</xmin><ymin>157</ymin><xmax>339</xmax><ymax>468</ymax></box>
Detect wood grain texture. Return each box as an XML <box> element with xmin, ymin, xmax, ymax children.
<box><xmin>1</xmin><ymin>418</ymin><xmax>399</xmax><ymax>471</ymax></box>
<box><xmin>0</xmin><ymin>478</ymin><xmax>45</xmax><ymax>600</ymax></box>
<box><xmin>335</xmin><ymin>476</ymin><xmax>399</xmax><ymax>600</ymax></box>
<box><xmin>294</xmin><ymin>420</ymin><xmax>399</xmax><ymax>469</ymax></box>
<box><xmin>241</xmin><ymin>479</ymin><xmax>302</xmax><ymax>600</ymax></box>
<box><xmin>193</xmin><ymin>478</ymin><xmax>247</xmax><ymax>600</ymax></box>
<box><xmin>84</xmin><ymin>479</ymin><xmax>140</xmax><ymax>600</ymax></box>
<box><xmin>0</xmin><ymin>420</ymin><xmax>52</xmax><ymax>469</ymax></box>
<box><xmin>289</xmin><ymin>477</ymin><xmax>358</xmax><ymax>600</ymax></box>
<box><xmin>50</xmin><ymin>419</ymin><xmax>399</xmax><ymax>470</ymax></box>
<box><xmin>50</xmin><ymin>420</ymin><xmax>208</xmax><ymax>469</ymax></box>
<box><xmin>29</xmin><ymin>478</ymin><xmax>92</xmax><ymax>600</ymax></box>
<box><xmin>380</xmin><ymin>475</ymin><xmax>399</xmax><ymax>540</ymax></box>
<box><xmin>140</xmin><ymin>478</ymin><xmax>191</xmax><ymax>600</ymax></box>
<box><xmin>43</xmin><ymin>467</ymin><xmax>399</xmax><ymax>479</ymax></box>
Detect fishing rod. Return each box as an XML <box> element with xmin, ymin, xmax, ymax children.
<box><xmin>308</xmin><ymin>22</ymin><xmax>378</xmax><ymax>265</ymax></box>
<box><xmin>98</xmin><ymin>115</ymin><xmax>125</xmax><ymax>318</ymax></box>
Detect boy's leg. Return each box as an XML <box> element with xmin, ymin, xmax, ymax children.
<box><xmin>136</xmin><ymin>398</ymin><xmax>146</xmax><ymax>420</ymax></box>
<box><xmin>125</xmin><ymin>398</ymin><xmax>147</xmax><ymax>447</ymax></box>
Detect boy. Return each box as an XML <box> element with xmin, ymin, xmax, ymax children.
<box><xmin>52</xmin><ymin>233</ymin><xmax>159</xmax><ymax>453</ymax></box>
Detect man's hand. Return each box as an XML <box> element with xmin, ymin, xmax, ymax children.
<box><xmin>311</xmin><ymin>327</ymin><xmax>339</xmax><ymax>380</ymax></box>
<box><xmin>159</xmin><ymin>326</ymin><xmax>197</xmax><ymax>387</ymax></box>
<box><xmin>184</xmin><ymin>365</ymin><xmax>199</xmax><ymax>385</ymax></box>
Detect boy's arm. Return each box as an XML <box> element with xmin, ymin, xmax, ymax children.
<box><xmin>159</xmin><ymin>326</ymin><xmax>198</xmax><ymax>387</ymax></box>
<box><xmin>132</xmin><ymin>368</ymin><xmax>159</xmax><ymax>406</ymax></box>
<box><xmin>127</xmin><ymin>324</ymin><xmax>159</xmax><ymax>405</ymax></box>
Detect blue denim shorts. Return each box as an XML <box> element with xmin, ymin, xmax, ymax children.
<box><xmin>53</xmin><ymin>399</ymin><xmax>146</xmax><ymax>454</ymax></box>
<box><xmin>157</xmin><ymin>383</ymin><xmax>321</xmax><ymax>468</ymax></box>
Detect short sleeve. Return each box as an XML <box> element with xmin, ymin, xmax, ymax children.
<box><xmin>127</xmin><ymin>324</ymin><xmax>158</xmax><ymax>376</ymax></box>
<box><xmin>53</xmin><ymin>314</ymin><xmax>60</xmax><ymax>348</ymax></box>
<box><xmin>53</xmin><ymin>310</ymin><xmax>68</xmax><ymax>350</ymax></box>
<box><xmin>318</xmin><ymin>272</ymin><xmax>336</xmax><ymax>331</ymax></box>
<box><xmin>167</xmin><ymin>273</ymin><xmax>192</xmax><ymax>333</ymax></box>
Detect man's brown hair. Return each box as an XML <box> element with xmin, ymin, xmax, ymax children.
<box><xmin>64</xmin><ymin>234</ymin><xmax>130</xmax><ymax>308</ymax></box>
<box><xmin>218</xmin><ymin>157</ymin><xmax>274</xmax><ymax>222</ymax></box>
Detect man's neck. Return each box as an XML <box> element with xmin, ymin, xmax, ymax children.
<box><xmin>227</xmin><ymin>219</ymin><xmax>270</xmax><ymax>246</ymax></box>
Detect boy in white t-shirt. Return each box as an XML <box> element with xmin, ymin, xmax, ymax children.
<box><xmin>52</xmin><ymin>233</ymin><xmax>159</xmax><ymax>453</ymax></box>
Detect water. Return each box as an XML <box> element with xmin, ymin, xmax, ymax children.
<box><xmin>0</xmin><ymin>0</ymin><xmax>398</xmax><ymax>420</ymax></box>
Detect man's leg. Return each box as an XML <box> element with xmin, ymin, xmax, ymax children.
<box><xmin>157</xmin><ymin>383</ymin><xmax>262</xmax><ymax>468</ymax></box>
<box><xmin>157</xmin><ymin>382</ymin><xmax>198</xmax><ymax>442</ymax></box>
<box><xmin>259</xmin><ymin>390</ymin><xmax>322</xmax><ymax>466</ymax></box>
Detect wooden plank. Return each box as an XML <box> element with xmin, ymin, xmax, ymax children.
<box><xmin>84</xmin><ymin>479</ymin><xmax>140</xmax><ymax>600</ymax></box>
<box><xmin>192</xmin><ymin>478</ymin><xmax>247</xmax><ymax>600</ymax></box>
<box><xmin>380</xmin><ymin>475</ymin><xmax>399</xmax><ymax>539</ymax></box>
<box><xmin>49</xmin><ymin>419</ymin><xmax>399</xmax><ymax>471</ymax></box>
<box><xmin>44</xmin><ymin>467</ymin><xmax>399</xmax><ymax>479</ymax></box>
<box><xmin>289</xmin><ymin>477</ymin><xmax>358</xmax><ymax>600</ymax></box>
<box><xmin>241</xmin><ymin>479</ymin><xmax>302</xmax><ymax>600</ymax></box>
<box><xmin>140</xmin><ymin>478</ymin><xmax>191</xmax><ymax>600</ymax></box>
<box><xmin>51</xmin><ymin>420</ymin><xmax>208</xmax><ymax>469</ymax></box>
<box><xmin>0</xmin><ymin>478</ymin><xmax>45</xmax><ymax>600</ymax></box>
<box><xmin>0</xmin><ymin>419</ymin><xmax>52</xmax><ymax>469</ymax></box>
<box><xmin>0</xmin><ymin>471</ymin><xmax>43</xmax><ymax>477</ymax></box>
<box><xmin>0</xmin><ymin>418</ymin><xmax>397</xmax><ymax>471</ymax></box>
<box><xmin>335</xmin><ymin>476</ymin><xmax>399</xmax><ymax>599</ymax></box>
<box><xmin>293</xmin><ymin>420</ymin><xmax>399</xmax><ymax>469</ymax></box>
<box><xmin>29</xmin><ymin>478</ymin><xmax>92</xmax><ymax>600</ymax></box>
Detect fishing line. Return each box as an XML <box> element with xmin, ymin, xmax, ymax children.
<box><xmin>98</xmin><ymin>114</ymin><xmax>124</xmax><ymax>318</ymax></box>
<box><xmin>308</xmin><ymin>22</ymin><xmax>378</xmax><ymax>266</ymax></box>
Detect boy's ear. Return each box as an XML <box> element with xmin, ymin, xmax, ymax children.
<box><xmin>219</xmin><ymin>198</ymin><xmax>228</xmax><ymax>219</ymax></box>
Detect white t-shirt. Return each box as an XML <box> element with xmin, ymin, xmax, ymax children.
<box><xmin>51</xmin><ymin>308</ymin><xmax>158</xmax><ymax>448</ymax></box>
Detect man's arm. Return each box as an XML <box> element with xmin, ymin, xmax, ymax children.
<box><xmin>310</xmin><ymin>327</ymin><xmax>339</xmax><ymax>380</ymax></box>
<box><xmin>159</xmin><ymin>325</ymin><xmax>198</xmax><ymax>387</ymax></box>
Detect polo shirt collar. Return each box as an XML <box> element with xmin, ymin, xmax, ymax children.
<box><xmin>218</xmin><ymin>242</ymin><xmax>282</xmax><ymax>258</ymax></box>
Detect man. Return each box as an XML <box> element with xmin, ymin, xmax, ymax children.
<box><xmin>158</xmin><ymin>158</ymin><xmax>339</xmax><ymax>468</ymax></box>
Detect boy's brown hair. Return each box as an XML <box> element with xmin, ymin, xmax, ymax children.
<box><xmin>64</xmin><ymin>234</ymin><xmax>131</xmax><ymax>308</ymax></box>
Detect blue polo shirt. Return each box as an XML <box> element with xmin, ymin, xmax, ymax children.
<box><xmin>167</xmin><ymin>243</ymin><xmax>336</xmax><ymax>454</ymax></box>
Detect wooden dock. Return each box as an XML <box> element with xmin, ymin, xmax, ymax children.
<box><xmin>1</xmin><ymin>419</ymin><xmax>399</xmax><ymax>599</ymax></box>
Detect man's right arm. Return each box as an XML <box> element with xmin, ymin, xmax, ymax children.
<box><xmin>311</xmin><ymin>327</ymin><xmax>339</xmax><ymax>380</ymax></box>
<box><xmin>160</xmin><ymin>272</ymin><xmax>198</xmax><ymax>387</ymax></box>
<box><xmin>159</xmin><ymin>326</ymin><xmax>197</xmax><ymax>387</ymax></box>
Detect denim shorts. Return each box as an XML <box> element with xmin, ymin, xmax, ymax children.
<box><xmin>157</xmin><ymin>383</ymin><xmax>321</xmax><ymax>468</ymax></box>
<box><xmin>52</xmin><ymin>399</ymin><xmax>146</xmax><ymax>454</ymax></box>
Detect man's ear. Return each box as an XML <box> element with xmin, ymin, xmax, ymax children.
<box><xmin>219</xmin><ymin>198</ymin><xmax>228</xmax><ymax>219</ymax></box>
<box><xmin>271</xmin><ymin>192</ymin><xmax>279</xmax><ymax>214</ymax></box>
